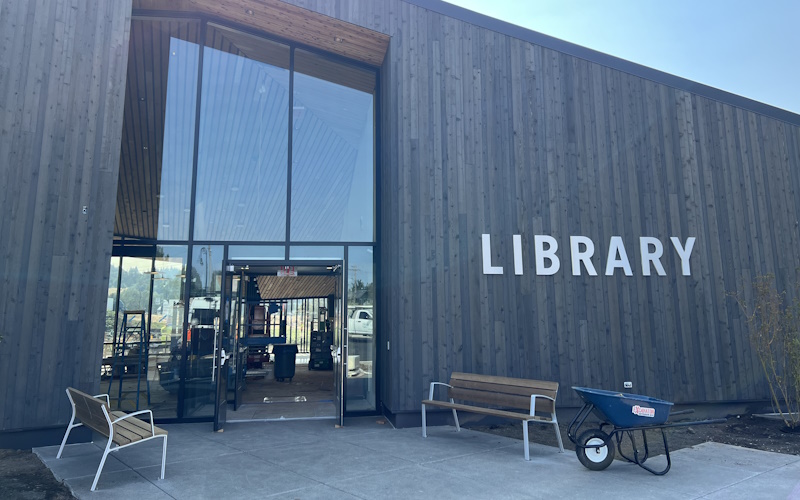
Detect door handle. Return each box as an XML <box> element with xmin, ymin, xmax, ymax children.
<box><xmin>220</xmin><ymin>348</ymin><xmax>232</xmax><ymax>366</ymax></box>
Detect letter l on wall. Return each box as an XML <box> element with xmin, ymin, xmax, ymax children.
<box><xmin>482</xmin><ymin>234</ymin><xmax>503</xmax><ymax>275</ymax></box>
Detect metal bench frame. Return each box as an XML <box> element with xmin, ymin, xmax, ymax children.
<box><xmin>57</xmin><ymin>388</ymin><xmax>168</xmax><ymax>491</ymax></box>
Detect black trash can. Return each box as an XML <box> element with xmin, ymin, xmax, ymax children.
<box><xmin>273</xmin><ymin>344</ymin><xmax>298</xmax><ymax>382</ymax></box>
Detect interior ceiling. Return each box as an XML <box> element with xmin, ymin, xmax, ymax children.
<box><xmin>254</xmin><ymin>274</ymin><xmax>337</xmax><ymax>300</ymax></box>
<box><xmin>132</xmin><ymin>0</ymin><xmax>389</xmax><ymax>66</ymax></box>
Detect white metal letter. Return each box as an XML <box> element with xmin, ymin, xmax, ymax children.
<box><xmin>670</xmin><ymin>236</ymin><xmax>696</xmax><ymax>276</ymax></box>
<box><xmin>482</xmin><ymin>234</ymin><xmax>503</xmax><ymax>275</ymax></box>
<box><xmin>534</xmin><ymin>235</ymin><xmax>560</xmax><ymax>275</ymax></box>
<box><xmin>605</xmin><ymin>236</ymin><xmax>633</xmax><ymax>276</ymax></box>
<box><xmin>570</xmin><ymin>236</ymin><xmax>597</xmax><ymax>276</ymax></box>
<box><xmin>513</xmin><ymin>235</ymin><xmax>523</xmax><ymax>275</ymax></box>
<box><xmin>639</xmin><ymin>237</ymin><xmax>666</xmax><ymax>276</ymax></box>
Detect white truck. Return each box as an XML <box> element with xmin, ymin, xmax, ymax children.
<box><xmin>347</xmin><ymin>306</ymin><xmax>373</xmax><ymax>337</ymax></box>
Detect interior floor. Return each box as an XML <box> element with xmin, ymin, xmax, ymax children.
<box><xmin>229</xmin><ymin>358</ymin><xmax>335</xmax><ymax>421</ymax></box>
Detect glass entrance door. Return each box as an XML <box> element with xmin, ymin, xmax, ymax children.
<box><xmin>233</xmin><ymin>270</ymin><xmax>245</xmax><ymax>410</ymax></box>
<box><xmin>333</xmin><ymin>261</ymin><xmax>345</xmax><ymax>426</ymax></box>
<box><xmin>213</xmin><ymin>268</ymin><xmax>235</xmax><ymax>431</ymax></box>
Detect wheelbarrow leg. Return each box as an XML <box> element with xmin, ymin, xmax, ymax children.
<box><xmin>618</xmin><ymin>428</ymin><xmax>672</xmax><ymax>475</ymax></box>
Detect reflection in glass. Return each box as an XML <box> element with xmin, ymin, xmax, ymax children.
<box><xmin>185</xmin><ymin>244</ymin><xmax>223</xmax><ymax>416</ymax></box>
<box><xmin>157</xmin><ymin>37</ymin><xmax>199</xmax><ymax>240</ymax></box>
<box><xmin>148</xmin><ymin>246</ymin><xmax>187</xmax><ymax>418</ymax></box>
<box><xmin>228</xmin><ymin>245</ymin><xmax>285</xmax><ymax>260</ymax></box>
<box><xmin>291</xmin><ymin>50</ymin><xmax>375</xmax><ymax>242</ymax></box>
<box><xmin>346</xmin><ymin>246</ymin><xmax>376</xmax><ymax>411</ymax></box>
<box><xmin>289</xmin><ymin>246</ymin><xmax>344</xmax><ymax>260</ymax></box>
<box><xmin>103</xmin><ymin>257</ymin><xmax>122</xmax><ymax>372</ymax></box>
<box><xmin>104</xmin><ymin>256</ymin><xmax>153</xmax><ymax>413</ymax></box>
<box><xmin>115</xmin><ymin>20</ymin><xmax>200</xmax><ymax>240</ymax></box>
<box><xmin>194</xmin><ymin>27</ymin><xmax>290</xmax><ymax>241</ymax></box>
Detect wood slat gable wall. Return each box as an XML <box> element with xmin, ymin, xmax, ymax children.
<box><xmin>0</xmin><ymin>0</ymin><xmax>132</xmax><ymax>431</ymax></box>
<box><xmin>278</xmin><ymin>0</ymin><xmax>800</xmax><ymax>412</ymax></box>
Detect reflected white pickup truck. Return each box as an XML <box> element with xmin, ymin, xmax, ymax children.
<box><xmin>347</xmin><ymin>307</ymin><xmax>373</xmax><ymax>337</ymax></box>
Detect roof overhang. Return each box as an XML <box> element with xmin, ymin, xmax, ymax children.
<box><xmin>133</xmin><ymin>0</ymin><xmax>389</xmax><ymax>67</ymax></box>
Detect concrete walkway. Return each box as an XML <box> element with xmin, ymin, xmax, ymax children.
<box><xmin>35</xmin><ymin>418</ymin><xmax>800</xmax><ymax>499</ymax></box>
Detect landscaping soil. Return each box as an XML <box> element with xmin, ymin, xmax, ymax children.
<box><xmin>0</xmin><ymin>449</ymin><xmax>74</xmax><ymax>500</ymax></box>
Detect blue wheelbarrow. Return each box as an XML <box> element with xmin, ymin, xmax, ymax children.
<box><xmin>567</xmin><ymin>387</ymin><xmax>725</xmax><ymax>475</ymax></box>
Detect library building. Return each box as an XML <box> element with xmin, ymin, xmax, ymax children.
<box><xmin>2</xmin><ymin>0</ymin><xmax>800</xmax><ymax>448</ymax></box>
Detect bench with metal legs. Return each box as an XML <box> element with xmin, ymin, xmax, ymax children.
<box><xmin>422</xmin><ymin>372</ymin><xmax>564</xmax><ymax>460</ymax></box>
<box><xmin>57</xmin><ymin>387</ymin><xmax>168</xmax><ymax>491</ymax></box>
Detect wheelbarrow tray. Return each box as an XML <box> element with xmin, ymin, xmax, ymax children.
<box><xmin>572</xmin><ymin>386</ymin><xmax>674</xmax><ymax>428</ymax></box>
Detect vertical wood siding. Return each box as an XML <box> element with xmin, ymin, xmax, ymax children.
<box><xmin>3</xmin><ymin>0</ymin><xmax>799</xmax><ymax>433</ymax></box>
<box><xmin>285</xmin><ymin>0</ymin><xmax>800</xmax><ymax>411</ymax></box>
<box><xmin>0</xmin><ymin>0</ymin><xmax>131</xmax><ymax>430</ymax></box>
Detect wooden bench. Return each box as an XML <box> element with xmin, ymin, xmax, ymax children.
<box><xmin>421</xmin><ymin>372</ymin><xmax>564</xmax><ymax>460</ymax></box>
<box><xmin>57</xmin><ymin>387</ymin><xmax>168</xmax><ymax>491</ymax></box>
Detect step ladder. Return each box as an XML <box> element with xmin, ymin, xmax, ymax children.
<box><xmin>106</xmin><ymin>310</ymin><xmax>151</xmax><ymax>411</ymax></box>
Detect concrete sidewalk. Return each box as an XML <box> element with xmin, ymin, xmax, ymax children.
<box><xmin>35</xmin><ymin>417</ymin><xmax>800</xmax><ymax>499</ymax></box>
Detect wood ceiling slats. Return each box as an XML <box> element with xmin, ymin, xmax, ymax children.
<box><xmin>255</xmin><ymin>274</ymin><xmax>337</xmax><ymax>300</ymax></box>
<box><xmin>132</xmin><ymin>0</ymin><xmax>388</xmax><ymax>67</ymax></box>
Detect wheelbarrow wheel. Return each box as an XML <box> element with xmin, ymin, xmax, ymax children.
<box><xmin>576</xmin><ymin>429</ymin><xmax>615</xmax><ymax>471</ymax></box>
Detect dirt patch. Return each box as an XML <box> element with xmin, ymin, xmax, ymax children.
<box><xmin>471</xmin><ymin>413</ymin><xmax>800</xmax><ymax>460</ymax></box>
<box><xmin>0</xmin><ymin>449</ymin><xmax>74</xmax><ymax>500</ymax></box>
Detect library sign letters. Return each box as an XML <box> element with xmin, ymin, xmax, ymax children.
<box><xmin>481</xmin><ymin>234</ymin><xmax>696</xmax><ymax>277</ymax></box>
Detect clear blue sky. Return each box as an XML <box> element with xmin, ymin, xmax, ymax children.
<box><xmin>446</xmin><ymin>0</ymin><xmax>799</xmax><ymax>114</ymax></box>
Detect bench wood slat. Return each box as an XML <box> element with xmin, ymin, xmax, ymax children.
<box><xmin>450</xmin><ymin>378</ymin><xmax>558</xmax><ymax>400</ymax></box>
<box><xmin>422</xmin><ymin>400</ymin><xmax>553</xmax><ymax>422</ymax></box>
<box><xmin>450</xmin><ymin>372</ymin><xmax>559</xmax><ymax>392</ymax></box>
<box><xmin>448</xmin><ymin>387</ymin><xmax>555</xmax><ymax>413</ymax></box>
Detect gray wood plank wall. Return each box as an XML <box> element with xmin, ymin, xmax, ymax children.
<box><xmin>2</xmin><ymin>0</ymin><xmax>799</xmax><ymax>434</ymax></box>
<box><xmin>288</xmin><ymin>0</ymin><xmax>800</xmax><ymax>411</ymax></box>
<box><xmin>0</xmin><ymin>0</ymin><xmax>131</xmax><ymax>431</ymax></box>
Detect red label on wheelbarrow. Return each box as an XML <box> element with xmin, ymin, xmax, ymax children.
<box><xmin>631</xmin><ymin>405</ymin><xmax>656</xmax><ymax>418</ymax></box>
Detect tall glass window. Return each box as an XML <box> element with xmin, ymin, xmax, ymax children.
<box><xmin>291</xmin><ymin>50</ymin><xmax>375</xmax><ymax>242</ymax></box>
<box><xmin>194</xmin><ymin>25</ymin><xmax>290</xmax><ymax>241</ymax></box>
<box><xmin>116</xmin><ymin>20</ymin><xmax>200</xmax><ymax>240</ymax></box>
<box><xmin>184</xmin><ymin>244</ymin><xmax>223</xmax><ymax>416</ymax></box>
<box><xmin>103</xmin><ymin>257</ymin><xmax>122</xmax><ymax>372</ymax></box>
<box><xmin>346</xmin><ymin>247</ymin><xmax>376</xmax><ymax>411</ymax></box>
<box><xmin>150</xmin><ymin>246</ymin><xmax>187</xmax><ymax>418</ymax></box>
<box><xmin>104</xmin><ymin>256</ymin><xmax>153</xmax><ymax>413</ymax></box>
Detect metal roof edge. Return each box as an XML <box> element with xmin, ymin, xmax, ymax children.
<box><xmin>404</xmin><ymin>0</ymin><xmax>800</xmax><ymax>127</ymax></box>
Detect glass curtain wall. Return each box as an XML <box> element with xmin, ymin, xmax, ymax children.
<box><xmin>111</xmin><ymin>16</ymin><xmax>378</xmax><ymax>419</ymax></box>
